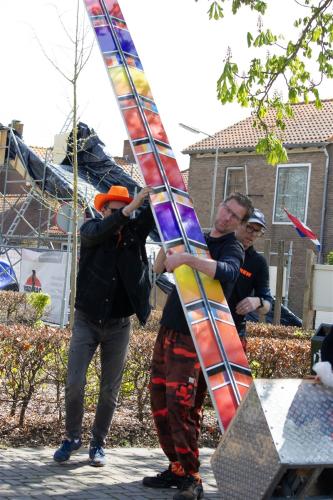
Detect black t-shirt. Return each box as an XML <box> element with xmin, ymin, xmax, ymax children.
<box><xmin>160</xmin><ymin>232</ymin><xmax>244</xmax><ymax>335</ymax></box>
<box><xmin>229</xmin><ymin>246</ymin><xmax>272</xmax><ymax>336</ymax></box>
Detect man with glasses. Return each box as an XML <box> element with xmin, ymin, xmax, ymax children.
<box><xmin>229</xmin><ymin>208</ymin><xmax>273</xmax><ymax>351</ymax></box>
<box><xmin>143</xmin><ymin>192</ymin><xmax>253</xmax><ymax>500</ymax></box>
<box><xmin>54</xmin><ymin>185</ymin><xmax>153</xmax><ymax>466</ymax></box>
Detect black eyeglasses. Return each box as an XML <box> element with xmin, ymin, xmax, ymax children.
<box><xmin>245</xmin><ymin>224</ymin><xmax>265</xmax><ymax>236</ymax></box>
<box><xmin>221</xmin><ymin>202</ymin><xmax>242</xmax><ymax>222</ymax></box>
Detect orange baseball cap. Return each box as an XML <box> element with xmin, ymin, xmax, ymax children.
<box><xmin>94</xmin><ymin>185</ymin><xmax>133</xmax><ymax>212</ymax></box>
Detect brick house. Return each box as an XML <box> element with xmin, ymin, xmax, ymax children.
<box><xmin>183</xmin><ymin>100</ymin><xmax>333</xmax><ymax>316</ymax></box>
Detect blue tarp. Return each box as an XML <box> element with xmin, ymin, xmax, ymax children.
<box><xmin>0</xmin><ymin>261</ymin><xmax>17</xmax><ymax>290</ymax></box>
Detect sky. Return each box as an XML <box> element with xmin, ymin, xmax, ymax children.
<box><xmin>1</xmin><ymin>0</ymin><xmax>332</xmax><ymax>171</ymax></box>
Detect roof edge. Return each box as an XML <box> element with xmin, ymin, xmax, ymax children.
<box><xmin>182</xmin><ymin>141</ymin><xmax>331</xmax><ymax>155</ymax></box>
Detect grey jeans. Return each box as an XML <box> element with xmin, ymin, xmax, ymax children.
<box><xmin>65</xmin><ymin>309</ymin><xmax>130</xmax><ymax>446</ymax></box>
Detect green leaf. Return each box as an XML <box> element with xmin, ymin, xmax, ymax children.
<box><xmin>312</xmin><ymin>26</ymin><xmax>322</xmax><ymax>42</ymax></box>
<box><xmin>208</xmin><ymin>2</ymin><xmax>224</xmax><ymax>20</ymax></box>
<box><xmin>256</xmin><ymin>134</ymin><xmax>288</xmax><ymax>166</ymax></box>
<box><xmin>247</xmin><ymin>31</ymin><xmax>253</xmax><ymax>47</ymax></box>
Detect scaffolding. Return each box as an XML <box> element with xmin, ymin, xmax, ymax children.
<box><xmin>0</xmin><ymin>123</ymin><xmax>161</xmax><ymax>323</ymax></box>
<box><xmin>0</xmin><ymin>124</ymin><xmax>75</xmax><ymax>290</ymax></box>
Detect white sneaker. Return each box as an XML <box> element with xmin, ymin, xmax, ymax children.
<box><xmin>89</xmin><ymin>445</ymin><xmax>106</xmax><ymax>467</ymax></box>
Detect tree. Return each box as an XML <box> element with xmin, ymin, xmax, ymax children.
<box><xmin>199</xmin><ymin>0</ymin><xmax>333</xmax><ymax>164</ymax></box>
<box><xmin>37</xmin><ymin>1</ymin><xmax>93</xmax><ymax>327</ymax></box>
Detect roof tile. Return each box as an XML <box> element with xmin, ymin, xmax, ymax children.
<box><xmin>184</xmin><ymin>99</ymin><xmax>333</xmax><ymax>153</ymax></box>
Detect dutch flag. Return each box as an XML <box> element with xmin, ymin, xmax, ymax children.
<box><xmin>284</xmin><ymin>208</ymin><xmax>320</xmax><ymax>251</ymax></box>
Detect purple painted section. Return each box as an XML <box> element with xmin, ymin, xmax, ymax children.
<box><xmin>95</xmin><ymin>26</ymin><xmax>117</xmax><ymax>52</ymax></box>
<box><xmin>154</xmin><ymin>203</ymin><xmax>181</xmax><ymax>242</ymax></box>
<box><xmin>115</xmin><ymin>27</ymin><xmax>138</xmax><ymax>56</ymax></box>
<box><xmin>178</xmin><ymin>204</ymin><xmax>206</xmax><ymax>244</ymax></box>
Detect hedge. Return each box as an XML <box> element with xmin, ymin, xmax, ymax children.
<box><xmin>0</xmin><ymin>306</ymin><xmax>313</xmax><ymax>428</ymax></box>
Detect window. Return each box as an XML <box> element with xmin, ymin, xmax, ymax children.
<box><xmin>273</xmin><ymin>164</ymin><xmax>311</xmax><ymax>223</ymax></box>
<box><xmin>224</xmin><ymin>167</ymin><xmax>247</xmax><ymax>198</ymax></box>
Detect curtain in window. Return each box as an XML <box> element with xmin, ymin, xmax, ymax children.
<box><xmin>275</xmin><ymin>166</ymin><xmax>309</xmax><ymax>222</ymax></box>
<box><xmin>226</xmin><ymin>168</ymin><xmax>246</xmax><ymax>197</ymax></box>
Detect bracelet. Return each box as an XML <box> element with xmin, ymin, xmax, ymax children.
<box><xmin>258</xmin><ymin>297</ymin><xmax>264</xmax><ymax>308</ymax></box>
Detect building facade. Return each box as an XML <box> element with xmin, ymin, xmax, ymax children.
<box><xmin>184</xmin><ymin>100</ymin><xmax>333</xmax><ymax>316</ymax></box>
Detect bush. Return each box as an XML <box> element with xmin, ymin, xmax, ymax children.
<box><xmin>0</xmin><ymin>324</ymin><xmax>67</xmax><ymax>426</ymax></box>
<box><xmin>326</xmin><ymin>251</ymin><xmax>333</xmax><ymax>265</ymax></box>
<box><xmin>0</xmin><ymin>293</ymin><xmax>313</xmax><ymax>442</ymax></box>
<box><xmin>0</xmin><ymin>290</ymin><xmax>50</xmax><ymax>326</ymax></box>
<box><xmin>247</xmin><ymin>322</ymin><xmax>312</xmax><ymax>378</ymax></box>
<box><xmin>120</xmin><ymin>312</ymin><xmax>160</xmax><ymax>421</ymax></box>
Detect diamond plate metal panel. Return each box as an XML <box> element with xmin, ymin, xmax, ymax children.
<box><xmin>211</xmin><ymin>380</ymin><xmax>333</xmax><ymax>500</ymax></box>
<box><xmin>211</xmin><ymin>381</ymin><xmax>281</xmax><ymax>500</ymax></box>
<box><xmin>256</xmin><ymin>379</ymin><xmax>333</xmax><ymax>465</ymax></box>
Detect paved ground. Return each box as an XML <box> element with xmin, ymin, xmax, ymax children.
<box><xmin>0</xmin><ymin>447</ymin><xmax>220</xmax><ymax>499</ymax></box>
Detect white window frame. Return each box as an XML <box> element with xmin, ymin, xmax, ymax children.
<box><xmin>224</xmin><ymin>166</ymin><xmax>248</xmax><ymax>199</ymax></box>
<box><xmin>272</xmin><ymin>163</ymin><xmax>311</xmax><ymax>225</ymax></box>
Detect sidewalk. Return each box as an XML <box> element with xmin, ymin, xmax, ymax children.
<box><xmin>0</xmin><ymin>446</ymin><xmax>220</xmax><ymax>499</ymax></box>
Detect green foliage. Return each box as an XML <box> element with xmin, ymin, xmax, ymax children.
<box><xmin>120</xmin><ymin>313</ymin><xmax>160</xmax><ymax>422</ymax></box>
<box><xmin>0</xmin><ymin>324</ymin><xmax>61</xmax><ymax>426</ymax></box>
<box><xmin>201</xmin><ymin>0</ymin><xmax>333</xmax><ymax>165</ymax></box>
<box><xmin>0</xmin><ymin>291</ymin><xmax>50</xmax><ymax>327</ymax></box>
<box><xmin>326</xmin><ymin>251</ymin><xmax>333</xmax><ymax>264</ymax></box>
<box><xmin>247</xmin><ymin>322</ymin><xmax>312</xmax><ymax>377</ymax></box>
<box><xmin>26</xmin><ymin>292</ymin><xmax>51</xmax><ymax>325</ymax></box>
<box><xmin>0</xmin><ymin>303</ymin><xmax>313</xmax><ymax>431</ymax></box>
<box><xmin>256</xmin><ymin>133</ymin><xmax>288</xmax><ymax>166</ymax></box>
<box><xmin>249</xmin><ymin>359</ymin><xmax>261</xmax><ymax>377</ymax></box>
<box><xmin>197</xmin><ymin>0</ymin><xmax>267</xmax><ymax>18</ymax></box>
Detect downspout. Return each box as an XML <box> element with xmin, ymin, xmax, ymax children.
<box><xmin>319</xmin><ymin>146</ymin><xmax>329</xmax><ymax>263</ymax></box>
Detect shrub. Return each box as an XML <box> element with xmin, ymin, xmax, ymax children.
<box><xmin>0</xmin><ymin>290</ymin><xmax>50</xmax><ymax>326</ymax></box>
<box><xmin>26</xmin><ymin>292</ymin><xmax>51</xmax><ymax>326</ymax></box>
<box><xmin>0</xmin><ymin>324</ymin><xmax>65</xmax><ymax>425</ymax></box>
<box><xmin>247</xmin><ymin>321</ymin><xmax>312</xmax><ymax>340</ymax></box>
<box><xmin>247</xmin><ymin>322</ymin><xmax>312</xmax><ymax>378</ymax></box>
<box><xmin>326</xmin><ymin>251</ymin><xmax>333</xmax><ymax>265</ymax></box>
<box><xmin>42</xmin><ymin>327</ymin><xmax>71</xmax><ymax>421</ymax></box>
<box><xmin>0</xmin><ymin>295</ymin><xmax>313</xmax><ymax>433</ymax></box>
<box><xmin>120</xmin><ymin>311</ymin><xmax>160</xmax><ymax>421</ymax></box>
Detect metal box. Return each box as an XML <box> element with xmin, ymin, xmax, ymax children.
<box><xmin>211</xmin><ymin>379</ymin><xmax>333</xmax><ymax>499</ymax></box>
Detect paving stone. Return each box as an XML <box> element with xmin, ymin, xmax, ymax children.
<box><xmin>0</xmin><ymin>447</ymin><xmax>218</xmax><ymax>499</ymax></box>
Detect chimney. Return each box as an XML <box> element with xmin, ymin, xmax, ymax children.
<box><xmin>10</xmin><ymin>119</ymin><xmax>24</xmax><ymax>138</ymax></box>
<box><xmin>53</xmin><ymin>133</ymin><xmax>70</xmax><ymax>164</ymax></box>
<box><xmin>122</xmin><ymin>139</ymin><xmax>135</xmax><ymax>164</ymax></box>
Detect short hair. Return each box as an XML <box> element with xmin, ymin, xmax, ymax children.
<box><xmin>223</xmin><ymin>192</ymin><xmax>253</xmax><ymax>222</ymax></box>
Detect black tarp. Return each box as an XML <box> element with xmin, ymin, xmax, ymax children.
<box><xmin>61</xmin><ymin>122</ymin><xmax>141</xmax><ymax>196</ymax></box>
<box><xmin>4</xmin><ymin>122</ymin><xmax>142</xmax><ymax>201</ymax></box>
<box><xmin>3</xmin><ymin>122</ymin><xmax>159</xmax><ymax>239</ymax></box>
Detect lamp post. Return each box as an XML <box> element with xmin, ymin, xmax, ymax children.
<box><xmin>179</xmin><ymin>122</ymin><xmax>219</xmax><ymax>227</ymax></box>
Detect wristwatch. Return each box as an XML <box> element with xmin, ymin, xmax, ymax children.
<box><xmin>258</xmin><ymin>297</ymin><xmax>264</xmax><ymax>309</ymax></box>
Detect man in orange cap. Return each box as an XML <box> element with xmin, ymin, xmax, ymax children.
<box><xmin>54</xmin><ymin>185</ymin><xmax>153</xmax><ymax>466</ymax></box>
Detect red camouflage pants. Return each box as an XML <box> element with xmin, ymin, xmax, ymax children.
<box><xmin>150</xmin><ymin>326</ymin><xmax>207</xmax><ymax>475</ymax></box>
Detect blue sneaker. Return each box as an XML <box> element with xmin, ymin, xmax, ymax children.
<box><xmin>53</xmin><ymin>438</ymin><xmax>82</xmax><ymax>462</ymax></box>
<box><xmin>89</xmin><ymin>445</ymin><xmax>106</xmax><ymax>467</ymax></box>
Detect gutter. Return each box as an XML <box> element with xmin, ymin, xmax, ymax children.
<box><xmin>182</xmin><ymin>141</ymin><xmax>330</xmax><ymax>155</ymax></box>
<box><xmin>319</xmin><ymin>146</ymin><xmax>330</xmax><ymax>263</ymax></box>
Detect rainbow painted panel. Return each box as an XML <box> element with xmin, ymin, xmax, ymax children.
<box><xmin>83</xmin><ymin>0</ymin><xmax>252</xmax><ymax>431</ymax></box>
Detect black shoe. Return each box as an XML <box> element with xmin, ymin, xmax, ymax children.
<box><xmin>173</xmin><ymin>475</ymin><xmax>204</xmax><ymax>499</ymax></box>
<box><xmin>142</xmin><ymin>466</ymin><xmax>185</xmax><ymax>489</ymax></box>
